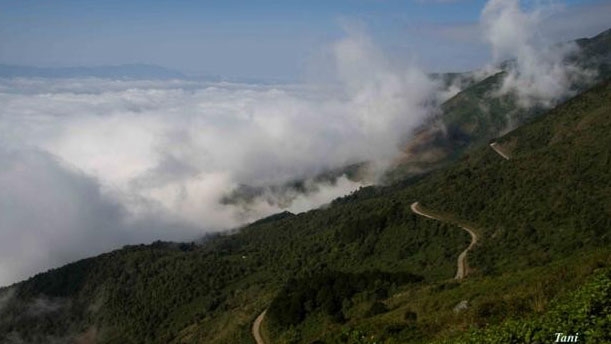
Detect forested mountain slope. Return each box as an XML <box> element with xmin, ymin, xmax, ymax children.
<box><xmin>388</xmin><ymin>28</ymin><xmax>611</xmax><ymax>182</ymax></box>
<box><xmin>264</xmin><ymin>78</ymin><xmax>611</xmax><ymax>344</ymax></box>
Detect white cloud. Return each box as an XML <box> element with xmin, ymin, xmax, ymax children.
<box><xmin>0</xmin><ymin>149</ymin><xmax>124</xmax><ymax>285</ymax></box>
<box><xmin>481</xmin><ymin>0</ymin><xmax>596</xmax><ymax>107</ymax></box>
<box><xmin>0</xmin><ymin>29</ymin><xmax>439</xmax><ymax>286</ymax></box>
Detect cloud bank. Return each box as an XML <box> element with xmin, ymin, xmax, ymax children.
<box><xmin>0</xmin><ymin>30</ymin><xmax>439</xmax><ymax>286</ymax></box>
<box><xmin>0</xmin><ymin>148</ymin><xmax>202</xmax><ymax>285</ymax></box>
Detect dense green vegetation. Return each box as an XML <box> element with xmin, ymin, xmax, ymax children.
<box><xmin>267</xmin><ymin>270</ymin><xmax>422</xmax><ymax>329</ymax></box>
<box><xmin>0</xmin><ymin>31</ymin><xmax>610</xmax><ymax>344</ymax></box>
<box><xmin>260</xmin><ymin>80</ymin><xmax>611</xmax><ymax>344</ymax></box>
<box><xmin>419</xmin><ymin>80</ymin><xmax>611</xmax><ymax>275</ymax></box>
<box><xmin>301</xmin><ymin>249</ymin><xmax>610</xmax><ymax>344</ymax></box>
<box><xmin>0</xmin><ymin>190</ymin><xmax>470</xmax><ymax>343</ymax></box>
<box><xmin>434</xmin><ymin>265</ymin><xmax>611</xmax><ymax>343</ymax></box>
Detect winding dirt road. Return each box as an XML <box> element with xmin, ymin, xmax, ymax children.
<box><xmin>489</xmin><ymin>142</ymin><xmax>510</xmax><ymax>160</ymax></box>
<box><xmin>252</xmin><ymin>309</ymin><xmax>267</xmax><ymax>344</ymax></box>
<box><xmin>251</xmin><ymin>203</ymin><xmax>478</xmax><ymax>342</ymax></box>
<box><xmin>410</xmin><ymin>202</ymin><xmax>478</xmax><ymax>280</ymax></box>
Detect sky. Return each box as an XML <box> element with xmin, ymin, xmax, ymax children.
<box><xmin>0</xmin><ymin>0</ymin><xmax>609</xmax><ymax>79</ymax></box>
<box><xmin>0</xmin><ymin>0</ymin><xmax>609</xmax><ymax>286</ymax></box>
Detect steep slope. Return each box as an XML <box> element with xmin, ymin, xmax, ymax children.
<box><xmin>0</xmin><ymin>188</ymin><xmax>468</xmax><ymax>343</ymax></box>
<box><xmin>418</xmin><ymin>79</ymin><xmax>611</xmax><ymax>274</ymax></box>
<box><xmin>0</xmin><ymin>77</ymin><xmax>609</xmax><ymax>343</ymax></box>
<box><xmin>265</xmin><ymin>79</ymin><xmax>611</xmax><ymax>344</ymax></box>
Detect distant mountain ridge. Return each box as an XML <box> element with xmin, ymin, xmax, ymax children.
<box><xmin>0</xmin><ymin>63</ymin><xmax>186</xmax><ymax>79</ymax></box>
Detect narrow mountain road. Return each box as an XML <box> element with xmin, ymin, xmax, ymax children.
<box><xmin>410</xmin><ymin>202</ymin><xmax>478</xmax><ymax>280</ymax></box>
<box><xmin>454</xmin><ymin>224</ymin><xmax>478</xmax><ymax>280</ymax></box>
<box><xmin>489</xmin><ymin>142</ymin><xmax>510</xmax><ymax>160</ymax></box>
<box><xmin>251</xmin><ymin>203</ymin><xmax>478</xmax><ymax>342</ymax></box>
<box><xmin>252</xmin><ymin>309</ymin><xmax>267</xmax><ymax>344</ymax></box>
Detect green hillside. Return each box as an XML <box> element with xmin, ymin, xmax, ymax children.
<box><xmin>0</xmin><ymin>73</ymin><xmax>609</xmax><ymax>344</ymax></box>
<box><xmin>437</xmin><ymin>28</ymin><xmax>611</xmax><ymax>153</ymax></box>
<box><xmin>386</xmin><ymin>28</ymin><xmax>611</xmax><ymax>183</ymax></box>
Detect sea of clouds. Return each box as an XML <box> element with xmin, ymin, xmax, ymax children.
<box><xmin>0</xmin><ymin>30</ymin><xmax>443</xmax><ymax>285</ymax></box>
